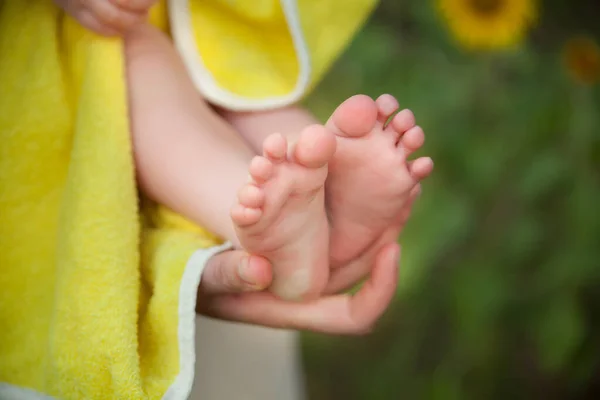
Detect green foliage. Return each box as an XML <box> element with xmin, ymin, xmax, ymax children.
<box><xmin>302</xmin><ymin>0</ymin><xmax>600</xmax><ymax>398</ymax></box>
<box><xmin>535</xmin><ymin>294</ymin><xmax>584</xmax><ymax>373</ymax></box>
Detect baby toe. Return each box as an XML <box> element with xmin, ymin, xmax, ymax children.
<box><xmin>399</xmin><ymin>126</ymin><xmax>425</xmax><ymax>156</ymax></box>
<box><xmin>327</xmin><ymin>95</ymin><xmax>378</xmax><ymax>138</ymax></box>
<box><xmin>249</xmin><ymin>156</ymin><xmax>274</xmax><ymax>184</ymax></box>
<box><xmin>263</xmin><ymin>133</ymin><xmax>288</xmax><ymax>163</ymax></box>
<box><xmin>375</xmin><ymin>94</ymin><xmax>400</xmax><ymax>124</ymax></box>
<box><xmin>390</xmin><ymin>109</ymin><xmax>416</xmax><ymax>136</ymax></box>
<box><xmin>407</xmin><ymin>157</ymin><xmax>434</xmax><ymax>181</ymax></box>
<box><xmin>293</xmin><ymin>125</ymin><xmax>336</xmax><ymax>169</ymax></box>
<box><xmin>230</xmin><ymin>204</ymin><xmax>262</xmax><ymax>227</ymax></box>
<box><xmin>237</xmin><ymin>184</ymin><xmax>265</xmax><ymax>209</ymax></box>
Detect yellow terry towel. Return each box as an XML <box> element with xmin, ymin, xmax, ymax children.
<box><xmin>0</xmin><ymin>0</ymin><xmax>377</xmax><ymax>398</ymax></box>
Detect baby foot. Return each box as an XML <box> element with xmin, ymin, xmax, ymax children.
<box><xmin>231</xmin><ymin>125</ymin><xmax>336</xmax><ymax>301</ymax></box>
<box><xmin>326</xmin><ymin>94</ymin><xmax>433</xmax><ymax>266</ymax></box>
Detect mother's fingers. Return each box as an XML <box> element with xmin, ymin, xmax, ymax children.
<box><xmin>201</xmin><ymin>244</ymin><xmax>401</xmax><ymax>335</ymax></box>
<box><xmin>199</xmin><ymin>251</ymin><xmax>272</xmax><ymax>296</ymax></box>
<box><xmin>344</xmin><ymin>243</ymin><xmax>400</xmax><ymax>333</ymax></box>
<box><xmin>85</xmin><ymin>0</ymin><xmax>147</xmax><ymax>33</ymax></box>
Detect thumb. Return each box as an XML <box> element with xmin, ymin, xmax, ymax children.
<box><xmin>199</xmin><ymin>250</ymin><xmax>273</xmax><ymax>295</ymax></box>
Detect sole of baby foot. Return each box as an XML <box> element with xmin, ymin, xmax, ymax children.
<box><xmin>324</xmin><ymin>183</ymin><xmax>422</xmax><ymax>295</ymax></box>
<box><xmin>325</xmin><ymin>94</ymin><xmax>433</xmax><ymax>266</ymax></box>
<box><xmin>231</xmin><ymin>125</ymin><xmax>336</xmax><ymax>301</ymax></box>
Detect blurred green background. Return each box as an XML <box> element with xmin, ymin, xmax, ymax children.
<box><xmin>302</xmin><ymin>0</ymin><xmax>600</xmax><ymax>398</ymax></box>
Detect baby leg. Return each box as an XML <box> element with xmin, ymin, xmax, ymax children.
<box><xmin>125</xmin><ymin>25</ymin><xmax>254</xmax><ymax>243</ymax></box>
<box><xmin>125</xmin><ymin>26</ymin><xmax>333</xmax><ymax>299</ymax></box>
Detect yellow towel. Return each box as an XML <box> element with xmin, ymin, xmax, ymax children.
<box><xmin>0</xmin><ymin>0</ymin><xmax>377</xmax><ymax>398</ymax></box>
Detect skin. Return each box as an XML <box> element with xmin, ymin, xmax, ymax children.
<box><xmin>231</xmin><ymin>127</ymin><xmax>336</xmax><ymax>301</ymax></box>
<box><xmin>54</xmin><ymin>0</ymin><xmax>155</xmax><ymax>36</ymax></box>
<box><xmin>54</xmin><ymin>2</ymin><xmax>434</xmax><ymax>333</ymax></box>
<box><xmin>123</xmin><ymin>25</ymin><xmax>433</xmax><ymax>304</ymax></box>
<box><xmin>225</xmin><ymin>95</ymin><xmax>433</xmax><ymax>281</ymax></box>
<box><xmin>197</xmin><ymin>242</ymin><xmax>402</xmax><ymax>334</ymax></box>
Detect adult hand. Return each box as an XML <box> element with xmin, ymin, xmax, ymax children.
<box><xmin>54</xmin><ymin>0</ymin><xmax>157</xmax><ymax>36</ymax></box>
<box><xmin>195</xmin><ymin>184</ymin><xmax>423</xmax><ymax>335</ymax></box>
<box><xmin>196</xmin><ymin>243</ymin><xmax>401</xmax><ymax>335</ymax></box>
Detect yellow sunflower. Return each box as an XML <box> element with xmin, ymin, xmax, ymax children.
<box><xmin>437</xmin><ymin>0</ymin><xmax>538</xmax><ymax>51</ymax></box>
<box><xmin>562</xmin><ymin>36</ymin><xmax>600</xmax><ymax>85</ymax></box>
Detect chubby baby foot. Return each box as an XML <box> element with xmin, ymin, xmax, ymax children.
<box><xmin>231</xmin><ymin>125</ymin><xmax>336</xmax><ymax>301</ymax></box>
<box><xmin>326</xmin><ymin>94</ymin><xmax>433</xmax><ymax>266</ymax></box>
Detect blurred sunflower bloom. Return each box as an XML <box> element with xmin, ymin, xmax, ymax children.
<box><xmin>563</xmin><ymin>36</ymin><xmax>600</xmax><ymax>85</ymax></box>
<box><xmin>437</xmin><ymin>0</ymin><xmax>537</xmax><ymax>50</ymax></box>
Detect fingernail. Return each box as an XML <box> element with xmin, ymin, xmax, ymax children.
<box><xmin>238</xmin><ymin>256</ymin><xmax>268</xmax><ymax>290</ymax></box>
<box><xmin>238</xmin><ymin>256</ymin><xmax>255</xmax><ymax>285</ymax></box>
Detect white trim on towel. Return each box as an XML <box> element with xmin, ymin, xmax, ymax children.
<box><xmin>168</xmin><ymin>0</ymin><xmax>311</xmax><ymax>111</ymax></box>
<box><xmin>0</xmin><ymin>243</ymin><xmax>232</xmax><ymax>400</ymax></box>
<box><xmin>162</xmin><ymin>241</ymin><xmax>234</xmax><ymax>400</ymax></box>
<box><xmin>0</xmin><ymin>384</ymin><xmax>57</xmax><ymax>400</ymax></box>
